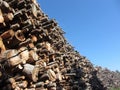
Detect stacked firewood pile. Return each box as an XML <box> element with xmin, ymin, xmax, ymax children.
<box><xmin>96</xmin><ymin>66</ymin><xmax>120</xmax><ymax>89</ymax></box>
<box><xmin>0</xmin><ymin>0</ymin><xmax>106</xmax><ymax>90</ymax></box>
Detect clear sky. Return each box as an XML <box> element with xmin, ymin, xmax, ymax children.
<box><xmin>38</xmin><ymin>0</ymin><xmax>120</xmax><ymax>71</ymax></box>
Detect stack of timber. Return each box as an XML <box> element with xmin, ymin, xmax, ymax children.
<box><xmin>0</xmin><ymin>0</ymin><xmax>106</xmax><ymax>90</ymax></box>
<box><xmin>95</xmin><ymin>66</ymin><xmax>120</xmax><ymax>90</ymax></box>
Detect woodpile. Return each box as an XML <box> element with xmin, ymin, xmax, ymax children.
<box><xmin>0</xmin><ymin>0</ymin><xmax>106</xmax><ymax>90</ymax></box>
<box><xmin>95</xmin><ymin>66</ymin><xmax>120</xmax><ymax>90</ymax></box>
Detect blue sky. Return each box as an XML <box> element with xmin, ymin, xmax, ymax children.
<box><xmin>38</xmin><ymin>0</ymin><xmax>120</xmax><ymax>71</ymax></box>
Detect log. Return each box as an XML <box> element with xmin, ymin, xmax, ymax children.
<box><xmin>47</xmin><ymin>69</ymin><xmax>56</xmax><ymax>81</ymax></box>
<box><xmin>6</xmin><ymin>50</ymin><xmax>22</xmax><ymax>66</ymax></box>
<box><xmin>23</xmin><ymin>64</ymin><xmax>39</xmax><ymax>82</ymax></box>
<box><xmin>8</xmin><ymin>30</ymin><xmax>26</xmax><ymax>48</ymax></box>
<box><xmin>0</xmin><ymin>9</ymin><xmax>4</xmax><ymax>23</ymax></box>
<box><xmin>3</xmin><ymin>12</ymin><xmax>14</xmax><ymax>22</ymax></box>
<box><xmin>16</xmin><ymin>80</ymin><xmax>28</xmax><ymax>88</ymax></box>
<box><xmin>32</xmin><ymin>65</ymin><xmax>39</xmax><ymax>82</ymax></box>
<box><xmin>32</xmin><ymin>0</ymin><xmax>38</xmax><ymax>7</ymax></box>
<box><xmin>0</xmin><ymin>1</ymin><xmax>11</xmax><ymax>12</ymax></box>
<box><xmin>0</xmin><ymin>37</ymin><xmax>6</xmax><ymax>53</ymax></box>
<box><xmin>31</xmin><ymin>4</ymin><xmax>38</xmax><ymax>17</ymax></box>
<box><xmin>18</xmin><ymin>47</ymin><xmax>29</xmax><ymax>64</ymax></box>
<box><xmin>0</xmin><ymin>29</ymin><xmax>14</xmax><ymax>40</ymax></box>
<box><xmin>23</xmin><ymin>64</ymin><xmax>34</xmax><ymax>77</ymax></box>
<box><xmin>28</xmin><ymin>50</ymin><xmax>39</xmax><ymax>63</ymax></box>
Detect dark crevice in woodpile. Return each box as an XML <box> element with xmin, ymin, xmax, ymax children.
<box><xmin>0</xmin><ymin>0</ymin><xmax>107</xmax><ymax>90</ymax></box>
